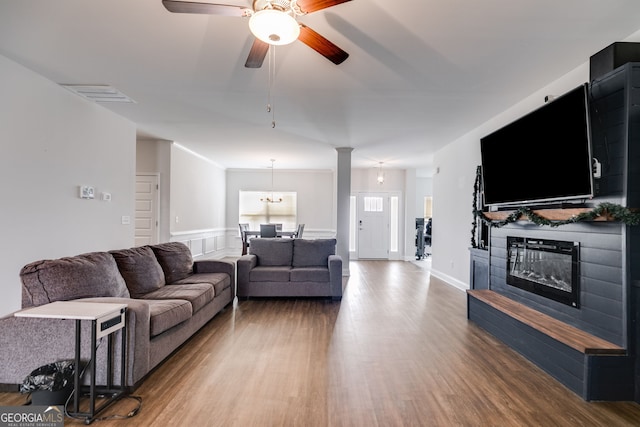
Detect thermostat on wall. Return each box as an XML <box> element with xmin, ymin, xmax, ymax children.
<box><xmin>79</xmin><ymin>185</ymin><xmax>95</xmax><ymax>199</ymax></box>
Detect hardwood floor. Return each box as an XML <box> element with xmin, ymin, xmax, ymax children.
<box><xmin>2</xmin><ymin>260</ymin><xmax>640</xmax><ymax>426</ymax></box>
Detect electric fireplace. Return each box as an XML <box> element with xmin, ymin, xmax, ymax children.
<box><xmin>506</xmin><ymin>237</ymin><xmax>580</xmax><ymax>307</ymax></box>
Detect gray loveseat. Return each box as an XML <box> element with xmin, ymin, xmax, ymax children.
<box><xmin>237</xmin><ymin>238</ymin><xmax>342</xmax><ymax>300</ymax></box>
<box><xmin>0</xmin><ymin>242</ymin><xmax>235</xmax><ymax>390</ymax></box>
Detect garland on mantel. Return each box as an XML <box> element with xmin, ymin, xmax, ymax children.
<box><xmin>475</xmin><ymin>203</ymin><xmax>640</xmax><ymax>228</ymax></box>
<box><xmin>471</xmin><ymin>166</ymin><xmax>640</xmax><ymax>247</ymax></box>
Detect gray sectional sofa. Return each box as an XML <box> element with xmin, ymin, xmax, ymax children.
<box><xmin>237</xmin><ymin>238</ymin><xmax>342</xmax><ymax>300</ymax></box>
<box><xmin>0</xmin><ymin>242</ymin><xmax>235</xmax><ymax>390</ymax></box>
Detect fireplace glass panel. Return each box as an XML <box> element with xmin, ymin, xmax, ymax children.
<box><xmin>506</xmin><ymin>237</ymin><xmax>579</xmax><ymax>307</ymax></box>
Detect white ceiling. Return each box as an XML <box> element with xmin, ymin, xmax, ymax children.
<box><xmin>2</xmin><ymin>0</ymin><xmax>640</xmax><ymax>176</ymax></box>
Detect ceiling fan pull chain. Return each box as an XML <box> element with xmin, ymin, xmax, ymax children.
<box><xmin>267</xmin><ymin>45</ymin><xmax>272</xmax><ymax>113</ymax></box>
<box><xmin>268</xmin><ymin>45</ymin><xmax>276</xmax><ymax>128</ymax></box>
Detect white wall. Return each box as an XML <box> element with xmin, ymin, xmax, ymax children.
<box><xmin>416</xmin><ymin>177</ymin><xmax>433</xmax><ymax>217</ymax></box>
<box><xmin>351</xmin><ymin>167</ymin><xmax>405</xmax><ymax>192</ymax></box>
<box><xmin>226</xmin><ymin>168</ymin><xmax>335</xmax><ymax>233</ymax></box>
<box><xmin>0</xmin><ymin>54</ymin><xmax>136</xmax><ymax>316</ymax></box>
<box><xmin>170</xmin><ymin>144</ymin><xmax>226</xmax><ymax>233</ymax></box>
<box><xmin>226</xmin><ymin>168</ymin><xmax>335</xmax><ymax>255</ymax></box>
<box><xmin>168</xmin><ymin>144</ymin><xmax>227</xmax><ymax>258</ymax></box>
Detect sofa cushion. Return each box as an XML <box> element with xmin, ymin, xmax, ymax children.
<box><xmin>149</xmin><ymin>242</ymin><xmax>193</xmax><ymax>283</ymax></box>
<box><xmin>174</xmin><ymin>273</ymin><xmax>231</xmax><ymax>296</ymax></box>
<box><xmin>292</xmin><ymin>239</ymin><xmax>337</xmax><ymax>267</ymax></box>
<box><xmin>109</xmin><ymin>246</ymin><xmax>166</xmax><ymax>298</ymax></box>
<box><xmin>250</xmin><ymin>266</ymin><xmax>292</xmax><ymax>282</ymax></box>
<box><xmin>290</xmin><ymin>267</ymin><xmax>331</xmax><ymax>282</ymax></box>
<box><xmin>141</xmin><ymin>283</ymin><xmax>215</xmax><ymax>314</ymax></box>
<box><xmin>250</xmin><ymin>238</ymin><xmax>294</xmax><ymax>266</ymax></box>
<box><xmin>146</xmin><ymin>299</ymin><xmax>193</xmax><ymax>337</ymax></box>
<box><xmin>20</xmin><ymin>252</ymin><xmax>130</xmax><ymax>308</ymax></box>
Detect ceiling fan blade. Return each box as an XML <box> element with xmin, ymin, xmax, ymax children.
<box><xmin>245</xmin><ymin>38</ymin><xmax>270</xmax><ymax>68</ymax></box>
<box><xmin>162</xmin><ymin>0</ymin><xmax>251</xmax><ymax>17</ymax></box>
<box><xmin>296</xmin><ymin>0</ymin><xmax>352</xmax><ymax>14</ymax></box>
<box><xmin>298</xmin><ymin>24</ymin><xmax>349</xmax><ymax>65</ymax></box>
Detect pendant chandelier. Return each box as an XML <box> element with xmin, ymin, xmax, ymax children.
<box><xmin>377</xmin><ymin>162</ymin><xmax>385</xmax><ymax>184</ymax></box>
<box><xmin>260</xmin><ymin>159</ymin><xmax>283</xmax><ymax>203</ymax></box>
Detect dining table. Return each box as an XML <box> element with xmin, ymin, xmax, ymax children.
<box><xmin>244</xmin><ymin>230</ymin><xmax>297</xmax><ymax>238</ymax></box>
<box><xmin>241</xmin><ymin>230</ymin><xmax>297</xmax><ymax>255</ymax></box>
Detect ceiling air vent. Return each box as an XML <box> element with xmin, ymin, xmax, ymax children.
<box><xmin>60</xmin><ymin>84</ymin><xmax>136</xmax><ymax>103</ymax></box>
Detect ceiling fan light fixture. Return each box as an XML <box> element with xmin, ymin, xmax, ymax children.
<box><xmin>249</xmin><ymin>9</ymin><xmax>300</xmax><ymax>45</ymax></box>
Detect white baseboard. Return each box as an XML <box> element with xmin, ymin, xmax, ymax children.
<box><xmin>430</xmin><ymin>269</ymin><xmax>469</xmax><ymax>292</ymax></box>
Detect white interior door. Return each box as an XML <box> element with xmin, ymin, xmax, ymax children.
<box><xmin>357</xmin><ymin>193</ymin><xmax>389</xmax><ymax>259</ymax></box>
<box><xmin>135</xmin><ymin>174</ymin><xmax>159</xmax><ymax>246</ymax></box>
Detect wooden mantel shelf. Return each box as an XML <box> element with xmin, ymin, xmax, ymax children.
<box><xmin>483</xmin><ymin>208</ymin><xmax>616</xmax><ymax>222</ymax></box>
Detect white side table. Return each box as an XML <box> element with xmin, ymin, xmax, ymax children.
<box><xmin>16</xmin><ymin>301</ymin><xmax>128</xmax><ymax>424</ymax></box>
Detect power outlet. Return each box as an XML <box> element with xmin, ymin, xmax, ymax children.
<box><xmin>593</xmin><ymin>158</ymin><xmax>602</xmax><ymax>179</ymax></box>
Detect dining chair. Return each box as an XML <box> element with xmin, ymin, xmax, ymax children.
<box><xmin>239</xmin><ymin>223</ymin><xmax>250</xmax><ymax>255</ymax></box>
<box><xmin>260</xmin><ymin>224</ymin><xmax>277</xmax><ymax>237</ymax></box>
<box><xmin>295</xmin><ymin>223</ymin><xmax>305</xmax><ymax>239</ymax></box>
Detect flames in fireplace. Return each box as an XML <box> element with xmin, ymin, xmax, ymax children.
<box><xmin>510</xmin><ymin>252</ymin><xmax>572</xmax><ymax>292</ymax></box>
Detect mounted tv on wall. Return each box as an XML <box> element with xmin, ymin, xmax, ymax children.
<box><xmin>480</xmin><ymin>83</ymin><xmax>594</xmax><ymax>208</ymax></box>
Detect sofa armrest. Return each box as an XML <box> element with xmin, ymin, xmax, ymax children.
<box><xmin>77</xmin><ymin>297</ymin><xmax>151</xmax><ymax>386</ymax></box>
<box><xmin>193</xmin><ymin>259</ymin><xmax>236</xmax><ymax>297</ymax></box>
<box><xmin>328</xmin><ymin>255</ymin><xmax>343</xmax><ymax>300</ymax></box>
<box><xmin>0</xmin><ymin>298</ymin><xmax>151</xmax><ymax>388</ymax></box>
<box><xmin>237</xmin><ymin>255</ymin><xmax>257</xmax><ymax>289</ymax></box>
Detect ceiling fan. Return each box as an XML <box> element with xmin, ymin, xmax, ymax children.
<box><xmin>162</xmin><ymin>0</ymin><xmax>352</xmax><ymax>68</ymax></box>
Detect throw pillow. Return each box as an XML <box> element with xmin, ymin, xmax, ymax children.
<box><xmin>249</xmin><ymin>238</ymin><xmax>294</xmax><ymax>266</ymax></box>
<box><xmin>292</xmin><ymin>239</ymin><xmax>336</xmax><ymax>267</ymax></box>
<box><xmin>149</xmin><ymin>242</ymin><xmax>193</xmax><ymax>283</ymax></box>
<box><xmin>110</xmin><ymin>246</ymin><xmax>166</xmax><ymax>297</ymax></box>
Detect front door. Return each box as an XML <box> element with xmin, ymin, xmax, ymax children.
<box><xmin>357</xmin><ymin>193</ymin><xmax>389</xmax><ymax>259</ymax></box>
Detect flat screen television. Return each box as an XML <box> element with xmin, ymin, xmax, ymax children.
<box><xmin>480</xmin><ymin>83</ymin><xmax>594</xmax><ymax>208</ymax></box>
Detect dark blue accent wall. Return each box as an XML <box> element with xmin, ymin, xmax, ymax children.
<box><xmin>489</xmin><ymin>223</ymin><xmax>625</xmax><ymax>346</ymax></box>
